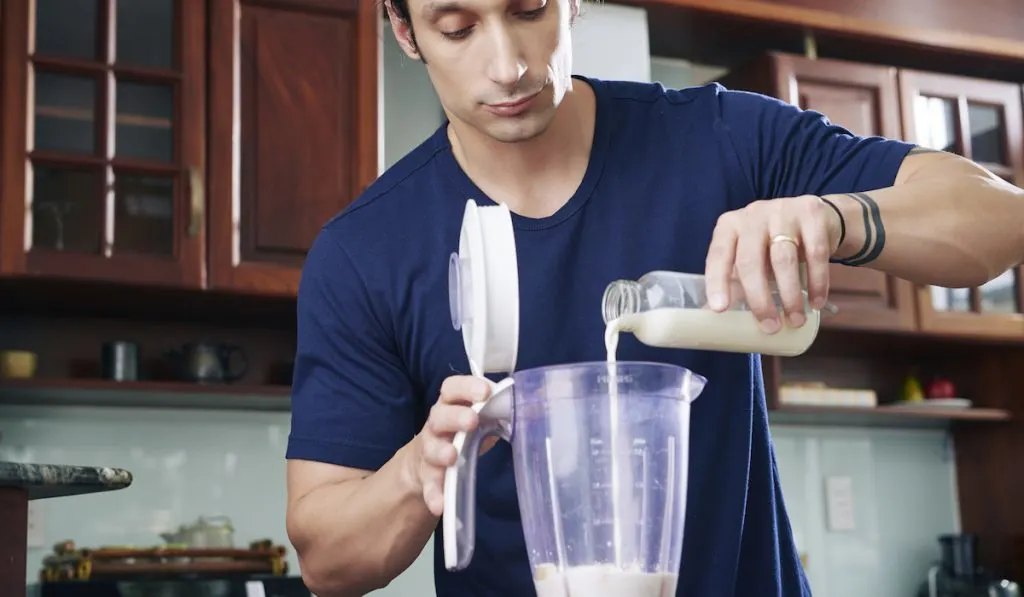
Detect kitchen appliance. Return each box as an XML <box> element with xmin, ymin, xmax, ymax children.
<box><xmin>100</xmin><ymin>341</ymin><xmax>139</xmax><ymax>382</ymax></box>
<box><xmin>37</xmin><ymin>576</ymin><xmax>311</xmax><ymax>597</ymax></box>
<box><xmin>164</xmin><ymin>342</ymin><xmax>247</xmax><ymax>383</ymax></box>
<box><xmin>442</xmin><ymin>200</ymin><xmax>708</xmax><ymax>595</ymax></box>
<box><xmin>917</xmin><ymin>534</ymin><xmax>1021</xmax><ymax>597</ymax></box>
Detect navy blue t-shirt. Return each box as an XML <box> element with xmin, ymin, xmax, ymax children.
<box><xmin>288</xmin><ymin>76</ymin><xmax>914</xmax><ymax>596</ymax></box>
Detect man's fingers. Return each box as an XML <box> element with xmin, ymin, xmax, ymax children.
<box><xmin>768</xmin><ymin>234</ymin><xmax>805</xmax><ymax>327</ymax></box>
<box><xmin>426</xmin><ymin>402</ymin><xmax>478</xmax><ymax>437</ymax></box>
<box><xmin>707</xmin><ymin>197</ymin><xmax>833</xmax><ymax>335</ymax></box>
<box><xmin>735</xmin><ymin>230</ymin><xmax>777</xmax><ymax>331</ymax></box>
<box><xmin>421</xmin><ymin>431</ymin><xmax>458</xmax><ymax>468</ymax></box>
<box><xmin>800</xmin><ymin>207</ymin><xmax>833</xmax><ymax>310</ymax></box>
<box><xmin>439</xmin><ymin>376</ymin><xmax>491</xmax><ymax>404</ymax></box>
<box><xmin>421</xmin><ymin>472</ymin><xmax>444</xmax><ymax>516</ymax></box>
<box><xmin>705</xmin><ymin>213</ymin><xmax>740</xmax><ymax>311</ymax></box>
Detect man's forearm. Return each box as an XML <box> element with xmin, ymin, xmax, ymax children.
<box><xmin>287</xmin><ymin>439</ymin><xmax>437</xmax><ymax>597</ymax></box>
<box><xmin>825</xmin><ymin>150</ymin><xmax>1024</xmax><ymax>287</ymax></box>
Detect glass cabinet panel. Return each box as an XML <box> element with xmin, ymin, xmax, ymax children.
<box><xmin>115</xmin><ymin>81</ymin><xmax>175</xmax><ymax>163</ymax></box>
<box><xmin>34</xmin><ymin>73</ymin><xmax>98</xmax><ymax>154</ymax></box>
<box><xmin>967</xmin><ymin>103</ymin><xmax>1005</xmax><ymax>165</ymax></box>
<box><xmin>978</xmin><ymin>269</ymin><xmax>1020</xmax><ymax>314</ymax></box>
<box><xmin>930</xmin><ymin>287</ymin><xmax>971</xmax><ymax>313</ymax></box>
<box><xmin>115</xmin><ymin>0</ymin><xmax>175</xmax><ymax>69</ymax></box>
<box><xmin>905</xmin><ymin>77</ymin><xmax>1024</xmax><ymax>321</ymax></box>
<box><xmin>35</xmin><ymin>0</ymin><xmax>99</xmax><ymax>61</ymax></box>
<box><xmin>30</xmin><ymin>165</ymin><xmax>104</xmax><ymax>254</ymax></box>
<box><xmin>913</xmin><ymin>96</ymin><xmax>958</xmax><ymax>153</ymax></box>
<box><xmin>113</xmin><ymin>172</ymin><xmax>176</xmax><ymax>256</ymax></box>
<box><xmin>29</xmin><ymin>0</ymin><xmax>183</xmax><ymax>261</ymax></box>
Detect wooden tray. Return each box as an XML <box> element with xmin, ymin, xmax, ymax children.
<box><xmin>40</xmin><ymin>540</ymin><xmax>288</xmax><ymax>581</ymax></box>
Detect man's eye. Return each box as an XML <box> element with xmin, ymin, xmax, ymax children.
<box><xmin>519</xmin><ymin>6</ymin><xmax>545</xmax><ymax>18</ymax></box>
<box><xmin>442</xmin><ymin>26</ymin><xmax>473</xmax><ymax>40</ymax></box>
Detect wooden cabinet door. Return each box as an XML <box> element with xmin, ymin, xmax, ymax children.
<box><xmin>720</xmin><ymin>53</ymin><xmax>917</xmax><ymax>331</ymax></box>
<box><xmin>898</xmin><ymin>70</ymin><xmax>1024</xmax><ymax>339</ymax></box>
<box><xmin>0</xmin><ymin>0</ymin><xmax>206</xmax><ymax>288</ymax></box>
<box><xmin>207</xmin><ymin>0</ymin><xmax>378</xmax><ymax>297</ymax></box>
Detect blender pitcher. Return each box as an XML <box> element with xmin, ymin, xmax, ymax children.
<box><xmin>443</xmin><ymin>200</ymin><xmax>708</xmax><ymax>596</ymax></box>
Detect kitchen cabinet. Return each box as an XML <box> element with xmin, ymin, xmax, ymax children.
<box><xmin>719</xmin><ymin>52</ymin><xmax>1024</xmax><ymax>340</ymax></box>
<box><xmin>897</xmin><ymin>70</ymin><xmax>1024</xmax><ymax>338</ymax></box>
<box><xmin>0</xmin><ymin>0</ymin><xmax>377</xmax><ymax>297</ymax></box>
<box><xmin>206</xmin><ymin>0</ymin><xmax>378</xmax><ymax>295</ymax></box>
<box><xmin>0</xmin><ymin>0</ymin><xmax>207</xmax><ymax>288</ymax></box>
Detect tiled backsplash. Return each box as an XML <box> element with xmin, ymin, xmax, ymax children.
<box><xmin>772</xmin><ymin>425</ymin><xmax>960</xmax><ymax>597</ymax></box>
<box><xmin>0</xmin><ymin>404</ymin><xmax>958</xmax><ymax>597</ymax></box>
<box><xmin>0</xmin><ymin>405</ymin><xmax>296</xmax><ymax>580</ymax></box>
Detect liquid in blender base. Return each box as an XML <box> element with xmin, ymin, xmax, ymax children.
<box><xmin>533</xmin><ymin>563</ymin><xmax>678</xmax><ymax>597</ymax></box>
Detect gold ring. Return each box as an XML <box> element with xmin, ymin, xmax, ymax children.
<box><xmin>770</xmin><ymin>234</ymin><xmax>800</xmax><ymax>248</ymax></box>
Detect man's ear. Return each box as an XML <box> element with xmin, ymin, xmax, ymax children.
<box><xmin>385</xmin><ymin>0</ymin><xmax>422</xmax><ymax>60</ymax></box>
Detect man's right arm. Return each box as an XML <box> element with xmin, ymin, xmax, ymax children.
<box><xmin>285</xmin><ymin>441</ymin><xmax>437</xmax><ymax>596</ymax></box>
<box><xmin>284</xmin><ymin>230</ymin><xmax>434</xmax><ymax>596</ymax></box>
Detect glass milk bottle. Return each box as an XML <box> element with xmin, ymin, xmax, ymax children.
<box><xmin>601</xmin><ymin>270</ymin><xmax>822</xmax><ymax>357</ymax></box>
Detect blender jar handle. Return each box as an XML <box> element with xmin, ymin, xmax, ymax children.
<box><xmin>442</xmin><ymin>377</ymin><xmax>515</xmax><ymax>571</ymax></box>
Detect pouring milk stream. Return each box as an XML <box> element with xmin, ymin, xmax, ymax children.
<box><xmin>443</xmin><ymin>200</ymin><xmax>823</xmax><ymax>597</ymax></box>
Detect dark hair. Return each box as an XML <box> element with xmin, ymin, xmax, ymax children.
<box><xmin>384</xmin><ymin>0</ymin><xmax>587</xmax><ymax>61</ymax></box>
<box><xmin>382</xmin><ymin>0</ymin><xmax>425</xmax><ymax>60</ymax></box>
<box><xmin>384</xmin><ymin>0</ymin><xmax>413</xmax><ymax>24</ymax></box>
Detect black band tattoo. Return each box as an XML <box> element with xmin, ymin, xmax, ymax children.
<box><xmin>832</xmin><ymin>145</ymin><xmax>930</xmax><ymax>265</ymax></box>
<box><xmin>839</xmin><ymin>194</ymin><xmax>873</xmax><ymax>264</ymax></box>
<box><xmin>834</xmin><ymin>192</ymin><xmax>886</xmax><ymax>267</ymax></box>
<box><xmin>819</xmin><ymin>196</ymin><xmax>846</xmax><ymax>263</ymax></box>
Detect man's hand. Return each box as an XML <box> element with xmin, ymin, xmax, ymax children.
<box><xmin>704</xmin><ymin>195</ymin><xmax>842</xmax><ymax>332</ymax></box>
<box><xmin>411</xmin><ymin>376</ymin><xmax>499</xmax><ymax>516</ymax></box>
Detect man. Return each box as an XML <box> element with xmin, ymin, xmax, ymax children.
<box><xmin>283</xmin><ymin>0</ymin><xmax>1024</xmax><ymax>592</ymax></box>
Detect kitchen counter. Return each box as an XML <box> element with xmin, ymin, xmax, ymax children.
<box><xmin>0</xmin><ymin>461</ymin><xmax>132</xmax><ymax>499</ymax></box>
<box><xmin>0</xmin><ymin>462</ymin><xmax>132</xmax><ymax>597</ymax></box>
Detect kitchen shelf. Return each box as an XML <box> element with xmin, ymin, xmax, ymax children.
<box><xmin>0</xmin><ymin>378</ymin><xmax>291</xmax><ymax>412</ymax></box>
<box><xmin>0</xmin><ymin>379</ymin><xmax>1012</xmax><ymax>426</ymax></box>
<box><xmin>768</xmin><ymin>403</ymin><xmax>1012</xmax><ymax>429</ymax></box>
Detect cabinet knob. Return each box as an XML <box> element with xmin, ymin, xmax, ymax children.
<box><xmin>188</xmin><ymin>167</ymin><xmax>204</xmax><ymax>238</ymax></box>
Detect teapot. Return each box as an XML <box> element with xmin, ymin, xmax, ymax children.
<box><xmin>163</xmin><ymin>342</ymin><xmax>248</xmax><ymax>383</ymax></box>
<box><xmin>160</xmin><ymin>515</ymin><xmax>234</xmax><ymax>548</ymax></box>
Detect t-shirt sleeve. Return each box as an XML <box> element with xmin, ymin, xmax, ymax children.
<box><xmin>715</xmin><ymin>85</ymin><xmax>916</xmax><ymax>205</ymax></box>
<box><xmin>286</xmin><ymin>229</ymin><xmax>418</xmax><ymax>472</ymax></box>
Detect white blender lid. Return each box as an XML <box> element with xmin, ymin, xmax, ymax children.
<box><xmin>448</xmin><ymin>200</ymin><xmax>520</xmax><ymax>376</ymax></box>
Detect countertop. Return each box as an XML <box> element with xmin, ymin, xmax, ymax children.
<box><xmin>0</xmin><ymin>461</ymin><xmax>132</xmax><ymax>499</ymax></box>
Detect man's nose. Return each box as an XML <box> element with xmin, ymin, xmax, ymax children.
<box><xmin>484</xmin><ymin>26</ymin><xmax>526</xmax><ymax>88</ymax></box>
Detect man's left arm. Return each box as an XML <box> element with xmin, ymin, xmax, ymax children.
<box><xmin>706</xmin><ymin>86</ymin><xmax>1024</xmax><ymax>331</ymax></box>
<box><xmin>825</xmin><ymin>147</ymin><xmax>1024</xmax><ymax>288</ymax></box>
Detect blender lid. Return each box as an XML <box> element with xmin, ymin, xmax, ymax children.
<box><xmin>448</xmin><ymin>199</ymin><xmax>520</xmax><ymax>375</ymax></box>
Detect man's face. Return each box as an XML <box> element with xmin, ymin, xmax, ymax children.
<box><xmin>389</xmin><ymin>0</ymin><xmax>578</xmax><ymax>143</ymax></box>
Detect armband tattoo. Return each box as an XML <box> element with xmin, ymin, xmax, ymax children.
<box><xmin>832</xmin><ymin>192</ymin><xmax>885</xmax><ymax>267</ymax></box>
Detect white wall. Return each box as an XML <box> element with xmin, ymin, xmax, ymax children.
<box><xmin>571</xmin><ymin>3</ymin><xmax>651</xmax><ymax>83</ymax></box>
<box><xmin>381</xmin><ymin>26</ymin><xmax>443</xmax><ymax>170</ymax></box>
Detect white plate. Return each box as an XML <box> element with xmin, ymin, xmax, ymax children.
<box><xmin>887</xmin><ymin>398</ymin><xmax>972</xmax><ymax>409</ymax></box>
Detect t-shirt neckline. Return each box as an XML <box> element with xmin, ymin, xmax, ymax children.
<box><xmin>433</xmin><ymin>74</ymin><xmax>612</xmax><ymax>231</ymax></box>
